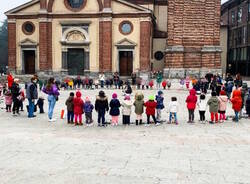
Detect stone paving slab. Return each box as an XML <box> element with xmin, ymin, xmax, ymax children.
<box><xmin>0</xmin><ymin>84</ymin><xmax>250</xmax><ymax>184</ymax></box>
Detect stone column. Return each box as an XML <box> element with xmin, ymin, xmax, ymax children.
<box><xmin>99</xmin><ymin>17</ymin><xmax>112</xmax><ymax>72</ymax></box>
<box><xmin>140</xmin><ymin>18</ymin><xmax>152</xmax><ymax>71</ymax></box>
<box><xmin>8</xmin><ymin>19</ymin><xmax>16</xmax><ymax>72</ymax></box>
<box><xmin>104</xmin><ymin>0</ymin><xmax>111</xmax><ymax>8</ymax></box>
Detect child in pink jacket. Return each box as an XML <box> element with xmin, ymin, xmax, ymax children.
<box><xmin>218</xmin><ymin>90</ymin><xmax>228</xmax><ymax>123</ymax></box>
<box><xmin>5</xmin><ymin>90</ymin><xmax>12</xmax><ymax>112</ymax></box>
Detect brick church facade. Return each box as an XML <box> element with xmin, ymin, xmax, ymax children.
<box><xmin>6</xmin><ymin>0</ymin><xmax>221</xmax><ymax>77</ymax></box>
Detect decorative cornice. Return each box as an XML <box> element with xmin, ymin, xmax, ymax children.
<box><xmin>165</xmin><ymin>46</ymin><xmax>184</xmax><ymax>53</ymax></box>
<box><xmin>201</xmin><ymin>46</ymin><xmax>222</xmax><ymax>53</ymax></box>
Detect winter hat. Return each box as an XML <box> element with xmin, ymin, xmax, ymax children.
<box><xmin>220</xmin><ymin>90</ymin><xmax>226</xmax><ymax>96</ymax></box>
<box><xmin>149</xmin><ymin>95</ymin><xmax>155</xmax><ymax>101</ymax></box>
<box><xmin>76</xmin><ymin>91</ymin><xmax>82</xmax><ymax>97</ymax></box>
<box><xmin>124</xmin><ymin>95</ymin><xmax>130</xmax><ymax>101</ymax></box>
<box><xmin>158</xmin><ymin>90</ymin><xmax>163</xmax><ymax>95</ymax></box>
<box><xmin>99</xmin><ymin>90</ymin><xmax>105</xmax><ymax>98</ymax></box>
<box><xmin>112</xmin><ymin>93</ymin><xmax>118</xmax><ymax>99</ymax></box>
<box><xmin>211</xmin><ymin>91</ymin><xmax>217</xmax><ymax>97</ymax></box>
<box><xmin>85</xmin><ymin>96</ymin><xmax>90</xmax><ymax>102</ymax></box>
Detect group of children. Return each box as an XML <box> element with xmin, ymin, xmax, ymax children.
<box><xmin>65</xmin><ymin>90</ymin><xmax>167</xmax><ymax>126</ymax></box>
<box><xmin>64</xmin><ymin>86</ymin><xmax>250</xmax><ymax>126</ymax></box>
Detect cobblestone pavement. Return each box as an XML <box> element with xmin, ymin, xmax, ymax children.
<box><xmin>0</xmin><ymin>83</ymin><xmax>250</xmax><ymax>184</ymax></box>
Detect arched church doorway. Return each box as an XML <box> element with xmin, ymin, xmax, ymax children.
<box><xmin>67</xmin><ymin>48</ymin><xmax>85</xmax><ymax>75</ymax></box>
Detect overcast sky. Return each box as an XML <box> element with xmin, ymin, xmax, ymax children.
<box><xmin>0</xmin><ymin>0</ymin><xmax>229</xmax><ymax>23</ymax></box>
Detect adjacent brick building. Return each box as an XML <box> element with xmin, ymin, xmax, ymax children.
<box><xmin>5</xmin><ymin>0</ymin><xmax>221</xmax><ymax>77</ymax></box>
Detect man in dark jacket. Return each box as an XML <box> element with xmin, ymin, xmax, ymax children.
<box><xmin>11</xmin><ymin>79</ymin><xmax>21</xmax><ymax>115</ymax></box>
<box><xmin>26</xmin><ymin>77</ymin><xmax>38</xmax><ymax>118</ymax></box>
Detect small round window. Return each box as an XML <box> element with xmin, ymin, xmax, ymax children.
<box><xmin>119</xmin><ymin>21</ymin><xmax>133</xmax><ymax>35</ymax></box>
<box><xmin>64</xmin><ymin>0</ymin><xmax>86</xmax><ymax>11</ymax></box>
<box><xmin>22</xmin><ymin>22</ymin><xmax>35</xmax><ymax>35</ymax></box>
<box><xmin>154</xmin><ymin>51</ymin><xmax>164</xmax><ymax>61</ymax></box>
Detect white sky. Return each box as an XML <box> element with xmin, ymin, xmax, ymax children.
<box><xmin>0</xmin><ymin>0</ymin><xmax>230</xmax><ymax>23</ymax></box>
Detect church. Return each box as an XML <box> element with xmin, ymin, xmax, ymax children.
<box><xmin>6</xmin><ymin>0</ymin><xmax>222</xmax><ymax>77</ymax></box>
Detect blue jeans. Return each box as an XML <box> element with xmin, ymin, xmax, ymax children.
<box><xmin>169</xmin><ymin>112</ymin><xmax>177</xmax><ymax>122</ymax></box>
<box><xmin>48</xmin><ymin>95</ymin><xmax>56</xmax><ymax>120</ymax></box>
<box><xmin>235</xmin><ymin>111</ymin><xmax>239</xmax><ymax>122</ymax></box>
<box><xmin>67</xmin><ymin>111</ymin><xmax>74</xmax><ymax>122</ymax></box>
<box><xmin>28</xmin><ymin>99</ymin><xmax>35</xmax><ymax>118</ymax></box>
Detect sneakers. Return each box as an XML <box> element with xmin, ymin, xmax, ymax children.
<box><xmin>156</xmin><ymin>122</ymin><xmax>161</xmax><ymax>126</ymax></box>
<box><xmin>49</xmin><ymin>118</ymin><xmax>56</xmax><ymax>122</ymax></box>
<box><xmin>145</xmin><ymin>123</ymin><xmax>150</xmax><ymax>127</ymax></box>
<box><xmin>209</xmin><ymin>121</ymin><xmax>214</xmax><ymax>124</ymax></box>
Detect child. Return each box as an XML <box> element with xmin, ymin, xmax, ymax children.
<box><xmin>144</xmin><ymin>95</ymin><xmax>158</xmax><ymax>126</ymax></box>
<box><xmin>197</xmin><ymin>94</ymin><xmax>207</xmax><ymax>123</ymax></box>
<box><xmin>19</xmin><ymin>89</ymin><xmax>25</xmax><ymax>111</ymax></box>
<box><xmin>162</xmin><ymin>80</ymin><xmax>167</xmax><ymax>90</ymax></box>
<box><xmin>186</xmin><ymin>89</ymin><xmax>197</xmax><ymax>123</ymax></box>
<box><xmin>136</xmin><ymin>77</ymin><xmax>141</xmax><ymax>90</ymax></box>
<box><xmin>218</xmin><ymin>90</ymin><xmax>228</xmax><ymax>123</ymax></box>
<box><xmin>168</xmin><ymin>97</ymin><xmax>178</xmax><ymax>124</ymax></box>
<box><xmin>84</xmin><ymin>97</ymin><xmax>94</xmax><ymax>126</ymax></box>
<box><xmin>5</xmin><ymin>90</ymin><xmax>12</xmax><ymax>112</ymax></box>
<box><xmin>36</xmin><ymin>96</ymin><xmax>45</xmax><ymax>114</ymax></box>
<box><xmin>246</xmin><ymin>90</ymin><xmax>250</xmax><ymax>118</ymax></box>
<box><xmin>207</xmin><ymin>91</ymin><xmax>220</xmax><ymax>124</ymax></box>
<box><xmin>122</xmin><ymin>95</ymin><xmax>133</xmax><ymax>125</ymax></box>
<box><xmin>231</xmin><ymin>89</ymin><xmax>242</xmax><ymax>122</ymax></box>
<box><xmin>95</xmin><ymin>91</ymin><xmax>109</xmax><ymax>126</ymax></box>
<box><xmin>149</xmin><ymin>80</ymin><xmax>154</xmax><ymax>89</ymax></box>
<box><xmin>0</xmin><ymin>83</ymin><xmax>3</xmax><ymax>96</ymax></box>
<box><xmin>134</xmin><ymin>92</ymin><xmax>144</xmax><ymax>125</ymax></box>
<box><xmin>65</xmin><ymin>92</ymin><xmax>74</xmax><ymax>124</ymax></box>
<box><xmin>180</xmin><ymin>78</ymin><xmax>185</xmax><ymax>89</ymax></box>
<box><xmin>225</xmin><ymin>81</ymin><xmax>234</xmax><ymax>98</ymax></box>
<box><xmin>156</xmin><ymin>91</ymin><xmax>164</xmax><ymax>122</ymax></box>
<box><xmin>186</xmin><ymin>76</ymin><xmax>190</xmax><ymax>89</ymax></box>
<box><xmin>109</xmin><ymin>93</ymin><xmax>121</xmax><ymax>126</ymax></box>
<box><xmin>94</xmin><ymin>79</ymin><xmax>99</xmax><ymax>89</ymax></box>
<box><xmin>73</xmin><ymin>91</ymin><xmax>84</xmax><ymax>126</ymax></box>
<box><xmin>167</xmin><ymin>80</ymin><xmax>171</xmax><ymax>89</ymax></box>
<box><xmin>141</xmin><ymin>78</ymin><xmax>146</xmax><ymax>90</ymax></box>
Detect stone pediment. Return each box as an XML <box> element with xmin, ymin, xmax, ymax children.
<box><xmin>115</xmin><ymin>38</ymin><xmax>137</xmax><ymax>47</ymax></box>
<box><xmin>19</xmin><ymin>38</ymin><xmax>38</xmax><ymax>46</ymax></box>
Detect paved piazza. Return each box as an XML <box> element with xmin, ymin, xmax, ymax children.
<box><xmin>0</xmin><ymin>82</ymin><xmax>250</xmax><ymax>184</ymax></box>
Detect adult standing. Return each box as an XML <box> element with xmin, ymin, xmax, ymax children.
<box><xmin>113</xmin><ymin>72</ymin><xmax>120</xmax><ymax>89</ymax></box>
<box><xmin>99</xmin><ymin>73</ymin><xmax>105</xmax><ymax>88</ymax></box>
<box><xmin>7</xmin><ymin>72</ymin><xmax>14</xmax><ymax>89</ymax></box>
<box><xmin>42</xmin><ymin>78</ymin><xmax>60</xmax><ymax>122</ymax></box>
<box><xmin>156</xmin><ymin>71</ymin><xmax>163</xmax><ymax>89</ymax></box>
<box><xmin>26</xmin><ymin>77</ymin><xmax>38</xmax><ymax>118</ymax></box>
<box><xmin>234</xmin><ymin>73</ymin><xmax>243</xmax><ymax>88</ymax></box>
<box><xmin>131</xmin><ymin>72</ymin><xmax>136</xmax><ymax>86</ymax></box>
<box><xmin>11</xmin><ymin>78</ymin><xmax>21</xmax><ymax>115</ymax></box>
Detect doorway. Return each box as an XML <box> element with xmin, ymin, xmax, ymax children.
<box><xmin>119</xmin><ymin>51</ymin><xmax>133</xmax><ymax>76</ymax></box>
<box><xmin>24</xmin><ymin>50</ymin><xmax>35</xmax><ymax>74</ymax></box>
<box><xmin>67</xmin><ymin>49</ymin><xmax>84</xmax><ymax>75</ymax></box>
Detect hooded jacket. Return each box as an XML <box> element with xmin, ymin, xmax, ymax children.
<box><xmin>109</xmin><ymin>99</ymin><xmax>121</xmax><ymax>116</ymax></box>
<box><xmin>65</xmin><ymin>96</ymin><xmax>74</xmax><ymax>111</ymax></box>
<box><xmin>218</xmin><ymin>95</ymin><xmax>228</xmax><ymax>111</ymax></box>
<box><xmin>144</xmin><ymin>100</ymin><xmax>157</xmax><ymax>115</ymax></box>
<box><xmin>207</xmin><ymin>96</ymin><xmax>219</xmax><ymax>113</ymax></box>
<box><xmin>84</xmin><ymin>101</ymin><xmax>94</xmax><ymax>113</ymax></box>
<box><xmin>197</xmin><ymin>99</ymin><xmax>207</xmax><ymax>111</ymax></box>
<box><xmin>73</xmin><ymin>91</ymin><xmax>84</xmax><ymax>115</ymax></box>
<box><xmin>186</xmin><ymin>89</ymin><xmax>197</xmax><ymax>110</ymax></box>
<box><xmin>156</xmin><ymin>93</ymin><xmax>164</xmax><ymax>109</ymax></box>
<box><xmin>231</xmin><ymin>90</ymin><xmax>243</xmax><ymax>112</ymax></box>
<box><xmin>134</xmin><ymin>94</ymin><xmax>144</xmax><ymax>115</ymax></box>
<box><xmin>168</xmin><ymin>101</ymin><xmax>178</xmax><ymax>113</ymax></box>
<box><xmin>122</xmin><ymin>99</ymin><xmax>133</xmax><ymax>116</ymax></box>
<box><xmin>5</xmin><ymin>94</ymin><xmax>12</xmax><ymax>105</ymax></box>
<box><xmin>95</xmin><ymin>95</ymin><xmax>109</xmax><ymax>112</ymax></box>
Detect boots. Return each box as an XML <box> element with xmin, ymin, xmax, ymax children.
<box><xmin>136</xmin><ymin>120</ymin><xmax>138</xmax><ymax>126</ymax></box>
<box><xmin>139</xmin><ymin>119</ymin><xmax>142</xmax><ymax>125</ymax></box>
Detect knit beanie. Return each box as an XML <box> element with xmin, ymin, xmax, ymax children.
<box><xmin>112</xmin><ymin>93</ymin><xmax>117</xmax><ymax>99</ymax></box>
<box><xmin>149</xmin><ymin>95</ymin><xmax>155</xmax><ymax>101</ymax></box>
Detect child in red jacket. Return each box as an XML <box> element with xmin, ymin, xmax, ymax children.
<box><xmin>144</xmin><ymin>95</ymin><xmax>158</xmax><ymax>126</ymax></box>
<box><xmin>73</xmin><ymin>91</ymin><xmax>84</xmax><ymax>126</ymax></box>
<box><xmin>186</xmin><ymin>89</ymin><xmax>197</xmax><ymax>123</ymax></box>
<box><xmin>231</xmin><ymin>89</ymin><xmax>242</xmax><ymax>122</ymax></box>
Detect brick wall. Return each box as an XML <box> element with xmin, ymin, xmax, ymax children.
<box><xmin>166</xmin><ymin>0</ymin><xmax>221</xmax><ymax>69</ymax></box>
<box><xmin>99</xmin><ymin>20</ymin><xmax>112</xmax><ymax>72</ymax></box>
<box><xmin>8</xmin><ymin>22</ymin><xmax>16</xmax><ymax>71</ymax></box>
<box><xmin>140</xmin><ymin>21</ymin><xmax>151</xmax><ymax>71</ymax></box>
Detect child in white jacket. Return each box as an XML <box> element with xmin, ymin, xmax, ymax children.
<box><xmin>197</xmin><ymin>94</ymin><xmax>207</xmax><ymax>123</ymax></box>
<box><xmin>168</xmin><ymin>97</ymin><xmax>178</xmax><ymax>124</ymax></box>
